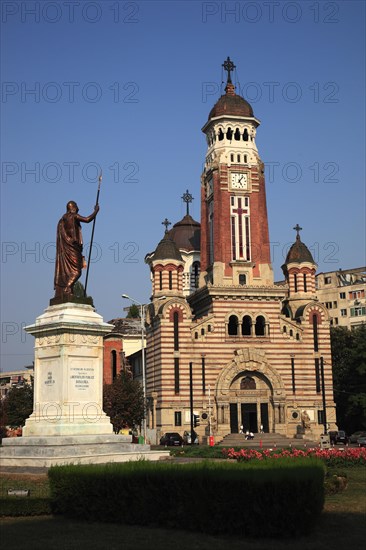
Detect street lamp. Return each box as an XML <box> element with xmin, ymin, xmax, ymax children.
<box><xmin>121</xmin><ymin>294</ymin><xmax>166</xmax><ymax>443</ymax></box>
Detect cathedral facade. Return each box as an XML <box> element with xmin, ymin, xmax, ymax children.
<box><xmin>144</xmin><ymin>59</ymin><xmax>336</xmax><ymax>443</ymax></box>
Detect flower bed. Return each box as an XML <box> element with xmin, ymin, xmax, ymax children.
<box><xmin>223</xmin><ymin>446</ymin><xmax>366</xmax><ymax>467</ymax></box>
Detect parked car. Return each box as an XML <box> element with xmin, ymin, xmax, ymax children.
<box><xmin>159</xmin><ymin>432</ymin><xmax>183</xmax><ymax>446</ymax></box>
<box><xmin>183</xmin><ymin>430</ymin><xmax>199</xmax><ymax>445</ymax></box>
<box><xmin>357</xmin><ymin>436</ymin><xmax>366</xmax><ymax>447</ymax></box>
<box><xmin>336</xmin><ymin>430</ymin><xmax>348</xmax><ymax>445</ymax></box>
<box><xmin>349</xmin><ymin>431</ymin><xmax>366</xmax><ymax>444</ymax></box>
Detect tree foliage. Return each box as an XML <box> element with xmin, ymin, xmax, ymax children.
<box><xmin>126</xmin><ymin>304</ymin><xmax>140</xmax><ymax>318</ymax></box>
<box><xmin>2</xmin><ymin>382</ymin><xmax>34</xmax><ymax>428</ymax></box>
<box><xmin>331</xmin><ymin>325</ymin><xmax>366</xmax><ymax>432</ymax></box>
<box><xmin>103</xmin><ymin>370</ymin><xmax>144</xmax><ymax>433</ymax></box>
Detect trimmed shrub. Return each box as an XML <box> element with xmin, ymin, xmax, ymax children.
<box><xmin>49</xmin><ymin>459</ymin><xmax>325</xmax><ymax>538</ymax></box>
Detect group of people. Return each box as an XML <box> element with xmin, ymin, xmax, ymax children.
<box><xmin>239</xmin><ymin>424</ymin><xmax>265</xmax><ymax>439</ymax></box>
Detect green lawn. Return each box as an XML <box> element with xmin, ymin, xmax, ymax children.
<box><xmin>1</xmin><ymin>467</ymin><xmax>365</xmax><ymax>550</ymax></box>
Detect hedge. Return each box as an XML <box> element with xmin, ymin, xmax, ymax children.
<box><xmin>48</xmin><ymin>458</ymin><xmax>325</xmax><ymax>538</ymax></box>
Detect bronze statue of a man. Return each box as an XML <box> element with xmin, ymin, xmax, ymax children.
<box><xmin>54</xmin><ymin>201</ymin><xmax>99</xmax><ymax>299</ymax></box>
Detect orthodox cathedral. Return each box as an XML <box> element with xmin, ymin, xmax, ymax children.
<box><xmin>142</xmin><ymin>59</ymin><xmax>336</xmax><ymax>442</ymax></box>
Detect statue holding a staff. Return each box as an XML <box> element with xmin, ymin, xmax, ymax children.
<box><xmin>53</xmin><ymin>174</ymin><xmax>102</xmax><ymax>301</ymax></box>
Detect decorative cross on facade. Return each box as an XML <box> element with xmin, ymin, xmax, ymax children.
<box><xmin>222</xmin><ymin>56</ymin><xmax>236</xmax><ymax>84</ymax></box>
<box><xmin>293</xmin><ymin>223</ymin><xmax>303</xmax><ymax>238</ymax></box>
<box><xmin>181</xmin><ymin>189</ymin><xmax>193</xmax><ymax>216</ymax></box>
<box><xmin>162</xmin><ymin>218</ymin><xmax>171</xmax><ymax>233</ymax></box>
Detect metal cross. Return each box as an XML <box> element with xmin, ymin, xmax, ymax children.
<box><xmin>293</xmin><ymin>224</ymin><xmax>303</xmax><ymax>238</ymax></box>
<box><xmin>181</xmin><ymin>189</ymin><xmax>193</xmax><ymax>216</ymax></box>
<box><xmin>222</xmin><ymin>56</ymin><xmax>236</xmax><ymax>84</ymax></box>
<box><xmin>162</xmin><ymin>218</ymin><xmax>171</xmax><ymax>233</ymax></box>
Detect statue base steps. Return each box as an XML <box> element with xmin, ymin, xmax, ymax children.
<box><xmin>0</xmin><ymin>435</ymin><xmax>169</xmax><ymax>467</ymax></box>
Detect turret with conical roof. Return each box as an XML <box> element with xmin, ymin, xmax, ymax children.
<box><xmin>146</xmin><ymin>219</ymin><xmax>185</xmax><ymax>299</ymax></box>
<box><xmin>282</xmin><ymin>225</ymin><xmax>317</xmax><ymax>300</ymax></box>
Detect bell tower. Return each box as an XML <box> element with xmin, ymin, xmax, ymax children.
<box><xmin>200</xmin><ymin>57</ymin><xmax>273</xmax><ymax>287</ymax></box>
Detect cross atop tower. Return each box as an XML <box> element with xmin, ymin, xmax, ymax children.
<box><xmin>293</xmin><ymin>223</ymin><xmax>303</xmax><ymax>239</ymax></box>
<box><xmin>222</xmin><ymin>56</ymin><xmax>236</xmax><ymax>84</ymax></box>
<box><xmin>162</xmin><ymin>218</ymin><xmax>171</xmax><ymax>234</ymax></box>
<box><xmin>181</xmin><ymin>189</ymin><xmax>193</xmax><ymax>216</ymax></box>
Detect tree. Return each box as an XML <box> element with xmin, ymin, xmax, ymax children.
<box><xmin>3</xmin><ymin>382</ymin><xmax>34</xmax><ymax>428</ymax></box>
<box><xmin>103</xmin><ymin>370</ymin><xmax>144</xmax><ymax>433</ymax></box>
<box><xmin>331</xmin><ymin>325</ymin><xmax>366</xmax><ymax>432</ymax></box>
<box><xmin>126</xmin><ymin>304</ymin><xmax>140</xmax><ymax>318</ymax></box>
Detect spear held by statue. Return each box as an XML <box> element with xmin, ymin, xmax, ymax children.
<box><xmin>84</xmin><ymin>171</ymin><xmax>102</xmax><ymax>297</ymax></box>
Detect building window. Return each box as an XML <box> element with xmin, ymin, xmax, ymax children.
<box><xmin>207</xmin><ymin>324</ymin><xmax>211</xmax><ymax>332</ymax></box>
<box><xmin>174</xmin><ymin>411</ymin><xmax>182</xmax><ymax>426</ymax></box>
<box><xmin>312</xmin><ymin>314</ymin><xmax>319</xmax><ymax>352</ymax></box>
<box><xmin>303</xmin><ymin>273</ymin><xmax>307</xmax><ymax>292</ymax></box>
<box><xmin>317</xmin><ymin>410</ymin><xmax>325</xmax><ymax>425</ymax></box>
<box><xmin>244</xmin><ymin>155</ymin><xmax>247</xmax><ymax>163</ymax></box>
<box><xmin>228</xmin><ymin>315</ymin><xmax>238</xmax><ymax>336</ymax></box>
<box><xmin>242</xmin><ymin>315</ymin><xmax>252</xmax><ymax>336</ymax></box>
<box><xmin>159</xmin><ymin>271</ymin><xmax>163</xmax><ymax>290</ymax></box>
<box><xmin>324</xmin><ymin>276</ymin><xmax>332</xmax><ymax>284</ymax></box>
<box><xmin>325</xmin><ymin>302</ymin><xmax>332</xmax><ymax>309</ymax></box>
<box><xmin>315</xmin><ymin>358</ymin><xmax>321</xmax><ymax>393</ymax></box>
<box><xmin>168</xmin><ymin>271</ymin><xmax>173</xmax><ymax>290</ymax></box>
<box><xmin>333</xmin><ymin>301</ymin><xmax>337</xmax><ymax>308</ymax></box>
<box><xmin>239</xmin><ymin>274</ymin><xmax>246</xmax><ymax>285</ymax></box>
<box><xmin>174</xmin><ymin>358</ymin><xmax>180</xmax><ymax>394</ymax></box>
<box><xmin>291</xmin><ymin>357</ymin><xmax>296</xmax><ymax>394</ymax></box>
<box><xmin>192</xmin><ymin>261</ymin><xmax>200</xmax><ymax>288</ymax></box>
<box><xmin>341</xmin><ymin>309</ymin><xmax>347</xmax><ymax>316</ymax></box>
<box><xmin>111</xmin><ymin>350</ymin><xmax>117</xmax><ymax>380</ymax></box>
<box><xmin>201</xmin><ymin>328</ymin><xmax>205</xmax><ymax>336</ymax></box>
<box><xmin>349</xmin><ymin>290</ymin><xmax>364</xmax><ymax>300</ymax></box>
<box><xmin>340</xmin><ymin>292</ymin><xmax>346</xmax><ymax>299</ymax></box>
<box><xmin>334</xmin><ymin>318</ymin><xmax>338</xmax><ymax>325</ymax></box>
<box><xmin>173</xmin><ymin>311</ymin><xmax>179</xmax><ymax>351</ymax></box>
<box><xmin>237</xmin><ymin>154</ymin><xmax>240</xmax><ymax>162</ymax></box>
<box><xmin>201</xmin><ymin>357</ymin><xmax>206</xmax><ymax>394</ymax></box>
<box><xmin>230</xmin><ymin>154</ymin><xmax>234</xmax><ymax>162</ymax></box>
<box><xmin>194</xmin><ymin>332</ymin><xmax>198</xmax><ymax>339</ymax></box>
<box><xmin>240</xmin><ymin>376</ymin><xmax>256</xmax><ymax>390</ymax></box>
<box><xmin>350</xmin><ymin>307</ymin><xmax>366</xmax><ymax>317</ymax></box>
<box><xmin>294</xmin><ymin>273</ymin><xmax>298</xmax><ymax>292</ymax></box>
<box><xmin>255</xmin><ymin>315</ymin><xmax>266</xmax><ymax>336</ymax></box>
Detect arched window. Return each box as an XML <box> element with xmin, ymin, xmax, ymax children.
<box><xmin>303</xmin><ymin>273</ymin><xmax>307</xmax><ymax>292</ymax></box>
<box><xmin>255</xmin><ymin>315</ymin><xmax>266</xmax><ymax>336</ymax></box>
<box><xmin>218</xmin><ymin>128</ymin><xmax>224</xmax><ymax>141</ymax></box>
<box><xmin>234</xmin><ymin>128</ymin><xmax>241</xmax><ymax>141</ymax></box>
<box><xmin>169</xmin><ymin>270</ymin><xmax>173</xmax><ymax>290</ymax></box>
<box><xmin>192</xmin><ymin>261</ymin><xmax>200</xmax><ymax>289</ymax></box>
<box><xmin>283</xmin><ymin>326</ymin><xmax>287</xmax><ymax>333</ymax></box>
<box><xmin>226</xmin><ymin>127</ymin><xmax>233</xmax><ymax>141</ymax></box>
<box><xmin>296</xmin><ymin>333</ymin><xmax>300</xmax><ymax>341</ymax></box>
<box><xmin>312</xmin><ymin>313</ymin><xmax>319</xmax><ymax>351</ymax></box>
<box><xmin>243</xmin><ymin>128</ymin><xmax>249</xmax><ymax>141</ymax></box>
<box><xmin>194</xmin><ymin>331</ymin><xmax>198</xmax><ymax>340</ymax></box>
<box><xmin>240</xmin><ymin>376</ymin><xmax>256</xmax><ymax>390</ymax></box>
<box><xmin>159</xmin><ymin>271</ymin><xmax>163</xmax><ymax>290</ymax></box>
<box><xmin>228</xmin><ymin>315</ymin><xmax>238</xmax><ymax>336</ymax></box>
<box><xmin>294</xmin><ymin>273</ymin><xmax>298</xmax><ymax>292</ymax></box>
<box><xmin>173</xmin><ymin>311</ymin><xmax>179</xmax><ymax>351</ymax></box>
<box><xmin>111</xmin><ymin>350</ymin><xmax>117</xmax><ymax>380</ymax></box>
<box><xmin>242</xmin><ymin>315</ymin><xmax>252</xmax><ymax>336</ymax></box>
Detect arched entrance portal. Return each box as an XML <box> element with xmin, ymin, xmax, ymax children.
<box><xmin>228</xmin><ymin>372</ymin><xmax>271</xmax><ymax>433</ymax></box>
<box><xmin>215</xmin><ymin>348</ymin><xmax>286</xmax><ymax>436</ymax></box>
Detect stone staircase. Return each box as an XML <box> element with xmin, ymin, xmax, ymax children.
<box><xmin>217</xmin><ymin>432</ymin><xmax>319</xmax><ymax>449</ymax></box>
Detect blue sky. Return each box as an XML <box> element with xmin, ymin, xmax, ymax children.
<box><xmin>1</xmin><ymin>0</ymin><xmax>365</xmax><ymax>371</ymax></box>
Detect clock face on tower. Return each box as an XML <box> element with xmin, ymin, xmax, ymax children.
<box><xmin>231</xmin><ymin>172</ymin><xmax>248</xmax><ymax>190</ymax></box>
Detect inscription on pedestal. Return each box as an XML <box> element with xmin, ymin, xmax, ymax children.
<box><xmin>70</xmin><ymin>365</ymin><xmax>96</xmax><ymax>392</ymax></box>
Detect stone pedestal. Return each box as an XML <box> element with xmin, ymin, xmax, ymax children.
<box><xmin>22</xmin><ymin>302</ymin><xmax>114</xmax><ymax>437</ymax></box>
<box><xmin>0</xmin><ymin>302</ymin><xmax>170</xmax><ymax>467</ymax></box>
